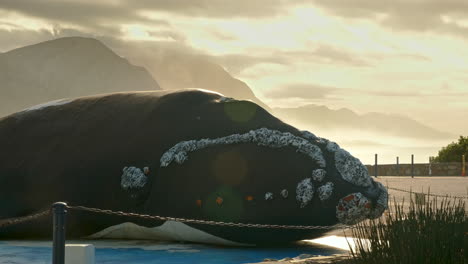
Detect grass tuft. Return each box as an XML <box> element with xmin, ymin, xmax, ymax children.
<box><xmin>348</xmin><ymin>193</ymin><xmax>467</xmax><ymax>264</ymax></box>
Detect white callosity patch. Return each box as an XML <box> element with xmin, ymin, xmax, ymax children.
<box><xmin>325</xmin><ymin>140</ymin><xmax>340</xmax><ymax>153</ymax></box>
<box><xmin>304</xmin><ymin>132</ymin><xmax>375</xmax><ymax>196</ymax></box>
<box><xmin>296</xmin><ymin>178</ymin><xmax>314</xmax><ymax>208</ymax></box>
<box><xmin>335</xmin><ymin>149</ymin><xmax>372</xmax><ymax>187</ymax></box>
<box><xmin>315</xmin><ymin>137</ymin><xmax>329</xmax><ymax>145</ymax></box>
<box><xmin>265</xmin><ymin>192</ymin><xmax>274</xmax><ymax>201</ymax></box>
<box><xmin>336</xmin><ymin>193</ymin><xmax>372</xmax><ymax>225</ymax></box>
<box><xmin>300</xmin><ymin>130</ymin><xmax>318</xmax><ymax>141</ymax></box>
<box><xmin>121</xmin><ymin>166</ymin><xmax>148</xmax><ymax>190</ymax></box>
<box><xmin>312</xmin><ymin>169</ymin><xmax>326</xmax><ymax>182</ymax></box>
<box><xmin>23</xmin><ymin>99</ymin><xmax>73</xmax><ymax>112</ymax></box>
<box><xmin>160</xmin><ymin>128</ymin><xmax>326</xmax><ymax>168</ymax></box>
<box><xmin>315</xmin><ymin>137</ymin><xmax>340</xmax><ymax>154</ymax></box>
<box><xmin>280</xmin><ymin>189</ymin><xmax>289</xmax><ymax>198</ymax></box>
<box><xmin>219</xmin><ymin>96</ymin><xmax>235</xmax><ymax>102</ymax></box>
<box><xmin>369</xmin><ymin>182</ymin><xmax>389</xmax><ymax>219</ymax></box>
<box><xmin>318</xmin><ymin>182</ymin><xmax>334</xmax><ymax>201</ymax></box>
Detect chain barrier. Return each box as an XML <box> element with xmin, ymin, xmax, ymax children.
<box><xmin>0</xmin><ymin>205</ymin><xmax>350</xmax><ymax>231</ymax></box>
<box><xmin>386</xmin><ymin>186</ymin><xmax>468</xmax><ymax>200</ymax></box>
<box><xmin>1</xmin><ymin>185</ymin><xmax>466</xmax><ymax>231</ymax></box>
<box><xmin>0</xmin><ymin>209</ymin><xmax>50</xmax><ymax>228</ymax></box>
<box><xmin>67</xmin><ymin>205</ymin><xmax>350</xmax><ymax>230</ymax></box>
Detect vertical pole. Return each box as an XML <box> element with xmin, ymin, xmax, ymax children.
<box><xmin>374</xmin><ymin>154</ymin><xmax>378</xmax><ymax>178</ymax></box>
<box><xmin>411</xmin><ymin>154</ymin><xmax>414</xmax><ymax>178</ymax></box>
<box><xmin>428</xmin><ymin>156</ymin><xmax>432</xmax><ymax>176</ymax></box>
<box><xmin>462</xmin><ymin>154</ymin><xmax>466</xmax><ymax>177</ymax></box>
<box><xmin>52</xmin><ymin>202</ymin><xmax>67</xmax><ymax>264</ymax></box>
<box><xmin>396</xmin><ymin>156</ymin><xmax>399</xmax><ymax>176</ymax></box>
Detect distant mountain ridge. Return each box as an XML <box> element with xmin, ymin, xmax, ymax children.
<box><xmin>125</xmin><ymin>49</ymin><xmax>271</xmax><ymax>111</ymax></box>
<box><xmin>0</xmin><ymin>37</ymin><xmax>160</xmax><ymax>116</ymax></box>
<box><xmin>0</xmin><ymin>37</ymin><xmax>270</xmax><ymax>117</ymax></box>
<box><xmin>273</xmin><ymin>104</ymin><xmax>453</xmax><ymax>139</ymax></box>
<box><xmin>0</xmin><ymin>37</ymin><xmax>449</xmax><ymax>142</ymax></box>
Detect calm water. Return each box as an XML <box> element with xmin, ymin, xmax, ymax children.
<box><xmin>0</xmin><ymin>239</ymin><xmax>346</xmax><ymax>264</ymax></box>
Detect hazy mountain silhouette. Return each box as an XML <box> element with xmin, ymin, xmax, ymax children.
<box><xmin>0</xmin><ymin>37</ymin><xmax>160</xmax><ymax>116</ymax></box>
<box><xmin>128</xmin><ymin>50</ymin><xmax>271</xmax><ymax>111</ymax></box>
<box><xmin>273</xmin><ymin>104</ymin><xmax>453</xmax><ymax>139</ymax></box>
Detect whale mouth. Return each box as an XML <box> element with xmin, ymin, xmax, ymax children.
<box><xmin>336</xmin><ymin>180</ymin><xmax>388</xmax><ymax>224</ymax></box>
<box><xmin>311</xmin><ymin>136</ymin><xmax>389</xmax><ymax>224</ymax></box>
<box><xmin>368</xmin><ymin>181</ymin><xmax>389</xmax><ymax>219</ymax></box>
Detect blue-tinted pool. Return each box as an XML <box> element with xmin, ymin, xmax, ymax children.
<box><xmin>0</xmin><ymin>239</ymin><xmax>346</xmax><ymax>264</ymax></box>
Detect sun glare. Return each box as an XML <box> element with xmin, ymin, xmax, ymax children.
<box><xmin>121</xmin><ymin>24</ymin><xmax>175</xmax><ymax>42</ymax></box>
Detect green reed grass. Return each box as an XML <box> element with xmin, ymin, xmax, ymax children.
<box><xmin>348</xmin><ymin>193</ymin><xmax>467</xmax><ymax>264</ymax></box>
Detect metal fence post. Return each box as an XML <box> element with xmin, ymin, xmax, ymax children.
<box><xmin>52</xmin><ymin>202</ymin><xmax>67</xmax><ymax>264</ymax></box>
<box><xmin>428</xmin><ymin>156</ymin><xmax>433</xmax><ymax>176</ymax></box>
<box><xmin>411</xmin><ymin>154</ymin><xmax>414</xmax><ymax>178</ymax></box>
<box><xmin>462</xmin><ymin>154</ymin><xmax>466</xmax><ymax>177</ymax></box>
<box><xmin>396</xmin><ymin>156</ymin><xmax>399</xmax><ymax>176</ymax></box>
<box><xmin>374</xmin><ymin>154</ymin><xmax>378</xmax><ymax>178</ymax></box>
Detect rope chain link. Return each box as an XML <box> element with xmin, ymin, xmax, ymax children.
<box><xmin>67</xmin><ymin>205</ymin><xmax>350</xmax><ymax>230</ymax></box>
<box><xmin>0</xmin><ymin>209</ymin><xmax>50</xmax><ymax>228</ymax></box>
<box><xmin>386</xmin><ymin>186</ymin><xmax>468</xmax><ymax>199</ymax></box>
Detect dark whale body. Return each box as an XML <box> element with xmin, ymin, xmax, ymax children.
<box><xmin>0</xmin><ymin>89</ymin><xmax>387</xmax><ymax>245</ymax></box>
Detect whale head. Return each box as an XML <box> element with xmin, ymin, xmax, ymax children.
<box><xmin>147</xmin><ymin>91</ymin><xmax>389</xmax><ymax>244</ymax></box>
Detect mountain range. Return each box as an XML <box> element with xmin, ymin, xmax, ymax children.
<box><xmin>124</xmin><ymin>48</ymin><xmax>270</xmax><ymax>111</ymax></box>
<box><xmin>273</xmin><ymin>104</ymin><xmax>453</xmax><ymax>139</ymax></box>
<box><xmin>0</xmin><ymin>37</ymin><xmax>159</xmax><ymax>116</ymax></box>
<box><xmin>0</xmin><ymin>37</ymin><xmax>451</xmax><ymax>141</ymax></box>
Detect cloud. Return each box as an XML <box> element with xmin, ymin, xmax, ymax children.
<box><xmin>209</xmin><ymin>54</ymin><xmax>289</xmax><ymax>75</ymax></box>
<box><xmin>341</xmin><ymin>139</ymin><xmax>389</xmax><ymax>147</ymax></box>
<box><xmin>0</xmin><ymin>26</ymin><xmax>199</xmax><ymax>72</ymax></box>
<box><xmin>0</xmin><ymin>0</ymin><xmax>170</xmax><ymax>37</ymax></box>
<box><xmin>311</xmin><ymin>0</ymin><xmax>468</xmax><ymax>38</ymax></box>
<box><xmin>0</xmin><ymin>0</ymin><xmax>307</xmax><ymax>57</ymax></box>
<box><xmin>263</xmin><ymin>83</ymin><xmax>340</xmax><ymax>100</ymax></box>
<box><xmin>0</xmin><ymin>28</ymin><xmax>54</xmax><ymax>52</ymax></box>
<box><xmin>127</xmin><ymin>0</ymin><xmax>301</xmax><ymax>18</ymax></box>
<box><xmin>0</xmin><ymin>0</ymin><xmax>301</xmax><ymax>27</ymax></box>
<box><xmin>208</xmin><ymin>44</ymin><xmax>369</xmax><ymax>75</ymax></box>
<box><xmin>363</xmin><ymin>89</ymin><xmax>468</xmax><ymax>98</ymax></box>
<box><xmin>261</xmin><ymin>81</ymin><xmax>468</xmax><ymax>105</ymax></box>
<box><xmin>283</xmin><ymin>45</ymin><xmax>370</xmax><ymax>66</ymax></box>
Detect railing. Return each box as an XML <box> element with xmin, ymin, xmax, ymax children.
<box><xmin>0</xmin><ymin>188</ymin><xmax>466</xmax><ymax>264</ymax></box>
<box><xmin>0</xmin><ymin>203</ymin><xmax>351</xmax><ymax>264</ymax></box>
<box><xmin>367</xmin><ymin>154</ymin><xmax>467</xmax><ymax>177</ymax></box>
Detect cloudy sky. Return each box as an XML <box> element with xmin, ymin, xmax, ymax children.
<box><xmin>1</xmin><ymin>0</ymin><xmax>467</xmax><ymax>136</ymax></box>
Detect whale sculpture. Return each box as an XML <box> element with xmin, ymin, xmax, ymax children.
<box><xmin>0</xmin><ymin>89</ymin><xmax>387</xmax><ymax>245</ymax></box>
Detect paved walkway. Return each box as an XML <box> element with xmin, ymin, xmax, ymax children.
<box><xmin>375</xmin><ymin>176</ymin><xmax>468</xmax><ymax>209</ymax></box>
